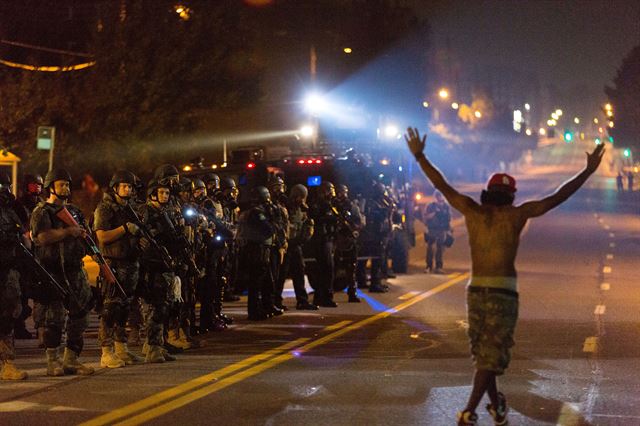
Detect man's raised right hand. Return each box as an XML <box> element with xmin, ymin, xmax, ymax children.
<box><xmin>404</xmin><ymin>127</ymin><xmax>427</xmax><ymax>157</ymax></box>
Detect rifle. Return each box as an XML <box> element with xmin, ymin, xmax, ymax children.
<box><xmin>121</xmin><ymin>203</ymin><xmax>175</xmax><ymax>271</ymax></box>
<box><xmin>159</xmin><ymin>210</ymin><xmax>201</xmax><ymax>276</ymax></box>
<box><xmin>17</xmin><ymin>239</ymin><xmax>69</xmax><ymax>300</ymax></box>
<box><xmin>55</xmin><ymin>206</ymin><xmax>127</xmax><ymax>298</ymax></box>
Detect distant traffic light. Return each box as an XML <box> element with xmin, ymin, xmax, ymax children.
<box><xmin>608</xmin><ymin>136</ymin><xmax>614</xmax><ymax>143</ymax></box>
<box><xmin>623</xmin><ymin>148</ymin><xmax>631</xmax><ymax>158</ymax></box>
<box><xmin>563</xmin><ymin>130</ymin><xmax>573</xmax><ymax>142</ymax></box>
<box><xmin>595</xmin><ymin>137</ymin><xmax>601</xmax><ymax>145</ymax></box>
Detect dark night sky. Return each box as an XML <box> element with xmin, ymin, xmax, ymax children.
<box><xmin>422</xmin><ymin>0</ymin><xmax>640</xmax><ymax>104</ymax></box>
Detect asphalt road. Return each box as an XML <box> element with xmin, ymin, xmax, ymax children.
<box><xmin>2</xmin><ymin>141</ymin><xmax>639</xmax><ymax>425</ymax></box>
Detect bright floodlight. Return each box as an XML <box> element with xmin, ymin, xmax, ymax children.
<box><xmin>304</xmin><ymin>93</ymin><xmax>327</xmax><ymax>114</ymax></box>
<box><xmin>384</xmin><ymin>125</ymin><xmax>399</xmax><ymax>139</ymax></box>
<box><xmin>300</xmin><ymin>125</ymin><xmax>314</xmax><ymax>138</ymax></box>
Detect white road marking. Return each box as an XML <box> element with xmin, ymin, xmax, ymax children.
<box><xmin>608</xmin><ymin>233</ymin><xmax>615</xmax><ymax>238</ymax></box>
<box><xmin>609</xmin><ymin>242</ymin><xmax>616</xmax><ymax>248</ymax></box>
<box><xmin>556</xmin><ymin>402</ymin><xmax>582</xmax><ymax>426</ymax></box>
<box><xmin>600</xmin><ymin>283</ymin><xmax>610</xmax><ymax>291</ymax></box>
<box><xmin>606</xmin><ymin>254</ymin><xmax>613</xmax><ymax>260</ymax></box>
<box><xmin>602</xmin><ymin>266</ymin><xmax>612</xmax><ymax>274</ymax></box>
<box><xmin>603</xmin><ymin>225</ymin><xmax>610</xmax><ymax>230</ymax></box>
<box><xmin>594</xmin><ymin>305</ymin><xmax>606</xmax><ymax>315</ymax></box>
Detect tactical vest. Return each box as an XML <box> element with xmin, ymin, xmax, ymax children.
<box><xmin>93</xmin><ymin>193</ymin><xmax>139</xmax><ymax>260</ymax></box>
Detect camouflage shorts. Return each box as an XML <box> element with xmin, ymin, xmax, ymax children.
<box><xmin>466</xmin><ymin>290</ymin><xmax>519</xmax><ymax>375</ymax></box>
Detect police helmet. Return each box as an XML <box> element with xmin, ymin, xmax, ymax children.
<box><xmin>319</xmin><ymin>181</ymin><xmax>335</xmax><ymax>198</ymax></box>
<box><xmin>267</xmin><ymin>175</ymin><xmax>285</xmax><ymax>191</ymax></box>
<box><xmin>24</xmin><ymin>174</ymin><xmax>44</xmax><ymax>187</ymax></box>
<box><xmin>203</xmin><ymin>173</ymin><xmax>220</xmax><ymax>190</ymax></box>
<box><xmin>154</xmin><ymin>164</ymin><xmax>179</xmax><ymax>180</ymax></box>
<box><xmin>289</xmin><ymin>184</ymin><xmax>308</xmax><ymax>199</ymax></box>
<box><xmin>191</xmin><ymin>178</ymin><xmax>206</xmax><ymax>191</ymax></box>
<box><xmin>109</xmin><ymin>170</ymin><xmax>136</xmax><ymax>189</ymax></box>
<box><xmin>146</xmin><ymin>178</ymin><xmax>171</xmax><ymax>198</ymax></box>
<box><xmin>178</xmin><ymin>176</ymin><xmax>192</xmax><ymax>193</ymax></box>
<box><xmin>220</xmin><ymin>176</ymin><xmax>236</xmax><ymax>191</ymax></box>
<box><xmin>336</xmin><ymin>184</ymin><xmax>349</xmax><ymax>195</ymax></box>
<box><xmin>44</xmin><ymin>169</ymin><xmax>72</xmax><ymax>189</ymax></box>
<box><xmin>252</xmin><ymin>186</ymin><xmax>271</xmax><ymax>204</ymax></box>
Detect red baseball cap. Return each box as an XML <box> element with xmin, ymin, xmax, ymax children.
<box><xmin>487</xmin><ymin>173</ymin><xmax>517</xmax><ymax>193</ymax></box>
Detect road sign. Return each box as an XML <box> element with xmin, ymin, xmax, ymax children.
<box><xmin>37</xmin><ymin>126</ymin><xmax>54</xmax><ymax>150</ymax></box>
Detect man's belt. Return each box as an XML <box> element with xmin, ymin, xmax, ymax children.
<box><xmin>467</xmin><ymin>286</ymin><xmax>518</xmax><ymax>298</ymax></box>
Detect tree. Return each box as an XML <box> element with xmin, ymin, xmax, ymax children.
<box><xmin>605</xmin><ymin>44</ymin><xmax>640</xmax><ymax>155</ymax></box>
<box><xmin>0</xmin><ymin>0</ymin><xmax>262</xmax><ymax>181</ymax></box>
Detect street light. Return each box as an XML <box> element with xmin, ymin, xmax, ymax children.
<box><xmin>343</xmin><ymin>47</ymin><xmax>353</xmax><ymax>54</ymax></box>
<box><xmin>451</xmin><ymin>102</ymin><xmax>459</xmax><ymax>110</ymax></box>
<box><xmin>438</xmin><ymin>88</ymin><xmax>449</xmax><ymax>99</ymax></box>
<box><xmin>474</xmin><ymin>110</ymin><xmax>482</xmax><ymax>118</ymax></box>
<box><xmin>574</xmin><ymin>117</ymin><xmax>580</xmax><ymax>124</ymax></box>
<box><xmin>555</xmin><ymin>109</ymin><xmax>563</xmax><ymax>116</ymax></box>
<box><xmin>299</xmin><ymin>124</ymin><xmax>314</xmax><ymax>138</ymax></box>
<box><xmin>593</xmin><ymin>118</ymin><xmax>599</xmax><ymax>124</ymax></box>
<box><xmin>304</xmin><ymin>92</ymin><xmax>327</xmax><ymax>115</ymax></box>
<box><xmin>539</xmin><ymin>128</ymin><xmax>547</xmax><ymax>136</ymax></box>
<box><xmin>384</xmin><ymin>124</ymin><xmax>399</xmax><ymax>139</ymax></box>
<box><xmin>524</xmin><ymin>103</ymin><xmax>531</xmax><ymax>111</ymax></box>
<box><xmin>604</xmin><ymin>103</ymin><xmax>612</xmax><ymax>111</ymax></box>
<box><xmin>422</xmin><ymin>101</ymin><xmax>429</xmax><ymax>108</ymax></box>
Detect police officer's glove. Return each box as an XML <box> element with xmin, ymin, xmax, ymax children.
<box><xmin>125</xmin><ymin>222</ymin><xmax>140</xmax><ymax>236</ymax></box>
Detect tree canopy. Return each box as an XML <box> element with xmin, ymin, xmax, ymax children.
<box><xmin>605</xmin><ymin>44</ymin><xmax>640</xmax><ymax>155</ymax></box>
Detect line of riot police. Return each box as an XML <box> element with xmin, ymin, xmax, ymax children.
<box><xmin>0</xmin><ymin>164</ymin><xmax>400</xmax><ymax>380</ymax></box>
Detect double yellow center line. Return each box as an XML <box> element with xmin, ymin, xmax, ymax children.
<box><xmin>82</xmin><ymin>272</ymin><xmax>469</xmax><ymax>425</ymax></box>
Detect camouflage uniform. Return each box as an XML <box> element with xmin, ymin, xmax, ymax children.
<box><xmin>139</xmin><ymin>202</ymin><xmax>176</xmax><ymax>347</ymax></box>
<box><xmin>0</xmin><ymin>204</ymin><xmax>23</xmax><ymax>361</ymax></box>
<box><xmin>94</xmin><ymin>193</ymin><xmax>140</xmax><ymax>347</ymax></box>
<box><xmin>30</xmin><ymin>202</ymin><xmax>92</xmax><ymax>355</ymax></box>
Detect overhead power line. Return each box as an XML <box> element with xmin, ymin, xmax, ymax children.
<box><xmin>0</xmin><ymin>39</ymin><xmax>94</xmax><ymax>58</ymax></box>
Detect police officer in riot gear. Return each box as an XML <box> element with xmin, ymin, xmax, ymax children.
<box><xmin>0</xmin><ymin>172</ymin><xmax>29</xmax><ymax>380</ymax></box>
<box><xmin>308</xmin><ymin>181</ymin><xmax>339</xmax><ymax>307</ymax></box>
<box><xmin>333</xmin><ymin>184</ymin><xmax>365</xmax><ymax>303</ymax></box>
<box><xmin>219</xmin><ymin>177</ymin><xmax>241</xmax><ymax>302</ymax></box>
<box><xmin>13</xmin><ymin>174</ymin><xmax>44</xmax><ymax>340</ymax></box>
<box><xmin>93</xmin><ymin>170</ymin><xmax>144</xmax><ymax>368</ymax></box>
<box><xmin>138</xmin><ymin>179</ymin><xmax>179</xmax><ymax>363</ymax></box>
<box><xmin>267</xmin><ymin>176</ymin><xmax>289</xmax><ymax>311</ymax></box>
<box><xmin>194</xmin><ymin>177</ymin><xmax>229</xmax><ymax>333</ymax></box>
<box><xmin>356</xmin><ymin>181</ymin><xmax>393</xmax><ymax>293</ymax></box>
<box><xmin>279</xmin><ymin>184</ymin><xmax>317</xmax><ymax>310</ymax></box>
<box><xmin>237</xmin><ymin>186</ymin><xmax>276</xmax><ymax>320</ymax></box>
<box><xmin>31</xmin><ymin>169</ymin><xmax>95</xmax><ymax>376</ymax></box>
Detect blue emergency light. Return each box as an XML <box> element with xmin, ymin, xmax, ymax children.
<box><xmin>307</xmin><ymin>176</ymin><xmax>322</xmax><ymax>187</ymax></box>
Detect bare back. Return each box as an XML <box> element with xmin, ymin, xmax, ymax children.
<box><xmin>464</xmin><ymin>204</ymin><xmax>528</xmax><ymax>277</ymax></box>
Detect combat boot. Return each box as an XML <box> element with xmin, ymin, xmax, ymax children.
<box><xmin>161</xmin><ymin>347</ymin><xmax>177</xmax><ymax>362</ymax></box>
<box><xmin>100</xmin><ymin>346</ymin><xmax>125</xmax><ymax>368</ymax></box>
<box><xmin>114</xmin><ymin>342</ymin><xmax>143</xmax><ymax>365</ymax></box>
<box><xmin>167</xmin><ymin>329</ymin><xmax>191</xmax><ymax>350</ymax></box>
<box><xmin>45</xmin><ymin>348</ymin><xmax>64</xmax><ymax>376</ymax></box>
<box><xmin>62</xmin><ymin>348</ymin><xmax>95</xmax><ymax>375</ymax></box>
<box><xmin>1</xmin><ymin>360</ymin><xmax>28</xmax><ymax>380</ymax></box>
<box><xmin>180</xmin><ymin>328</ymin><xmax>202</xmax><ymax>349</ymax></box>
<box><xmin>145</xmin><ymin>345</ymin><xmax>165</xmax><ymax>363</ymax></box>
